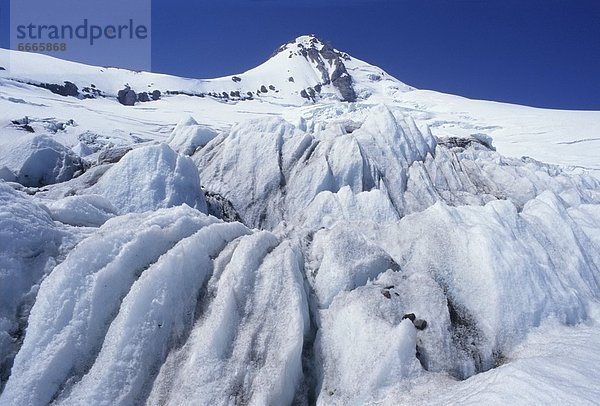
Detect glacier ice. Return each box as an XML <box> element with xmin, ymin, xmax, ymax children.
<box><xmin>0</xmin><ymin>183</ymin><xmax>63</xmax><ymax>388</ymax></box>
<box><xmin>89</xmin><ymin>143</ymin><xmax>208</xmax><ymax>214</ymax></box>
<box><xmin>45</xmin><ymin>194</ymin><xmax>118</xmax><ymax>227</ymax></box>
<box><xmin>167</xmin><ymin>116</ymin><xmax>219</xmax><ymax>156</ymax></box>
<box><xmin>0</xmin><ymin>134</ymin><xmax>85</xmax><ymax>187</ymax></box>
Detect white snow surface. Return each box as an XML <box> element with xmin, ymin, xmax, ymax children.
<box><xmin>0</xmin><ymin>133</ymin><xmax>85</xmax><ymax>186</ymax></box>
<box><xmin>167</xmin><ymin>116</ymin><xmax>220</xmax><ymax>156</ymax></box>
<box><xmin>1</xmin><ymin>35</ymin><xmax>600</xmax><ymax>405</ymax></box>
<box><xmin>88</xmin><ymin>143</ymin><xmax>207</xmax><ymax>214</ymax></box>
<box><xmin>45</xmin><ymin>194</ymin><xmax>117</xmax><ymax>226</ymax></box>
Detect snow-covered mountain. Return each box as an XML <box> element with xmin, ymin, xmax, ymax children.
<box><xmin>1</xmin><ymin>35</ymin><xmax>600</xmax><ymax>405</ymax></box>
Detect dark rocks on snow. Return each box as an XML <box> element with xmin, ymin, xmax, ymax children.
<box><xmin>151</xmin><ymin>90</ymin><xmax>161</xmax><ymax>100</ymax></box>
<box><xmin>402</xmin><ymin>313</ymin><xmax>416</xmax><ymax>322</ymax></box>
<box><xmin>137</xmin><ymin>92</ymin><xmax>150</xmax><ymax>102</ymax></box>
<box><xmin>381</xmin><ymin>285</ymin><xmax>399</xmax><ymax>299</ymax></box>
<box><xmin>319</xmin><ymin>42</ymin><xmax>338</xmax><ymax>60</ymax></box>
<box><xmin>401</xmin><ymin>313</ymin><xmax>428</xmax><ymax>330</ymax></box>
<box><xmin>117</xmin><ymin>87</ymin><xmax>137</xmax><ymax>106</ymax></box>
<box><xmin>446</xmin><ymin>297</ymin><xmax>492</xmax><ymax>378</ymax></box>
<box><xmin>298</xmin><ymin>36</ymin><xmax>358</xmax><ymax>102</ymax></box>
<box><xmin>11</xmin><ymin>117</ymin><xmax>29</xmax><ymax>126</ymax></box>
<box><xmin>11</xmin><ymin>117</ymin><xmax>35</xmax><ymax>132</ymax></box>
<box><xmin>300</xmin><ymin>86</ymin><xmax>320</xmax><ymax>102</ymax></box>
<box><xmin>232</xmin><ymin>76</ymin><xmax>242</xmax><ymax>82</ymax></box>
<box><xmin>97</xmin><ymin>146</ymin><xmax>132</xmax><ymax>164</ymax></box>
<box><xmin>439</xmin><ymin>136</ymin><xmax>495</xmax><ymax>151</ymax></box>
<box><xmin>268</xmin><ymin>85</ymin><xmax>276</xmax><ymax>91</ymax></box>
<box><xmin>414</xmin><ymin>319</ymin><xmax>428</xmax><ymax>330</ymax></box>
<box><xmin>0</xmin><ymin>66</ymin><xmax>5</xmax><ymax>70</ymax></box>
<box><xmin>37</xmin><ymin>81</ymin><xmax>79</xmax><ymax>98</ymax></box>
<box><xmin>204</xmin><ymin>190</ymin><xmax>243</xmax><ymax>223</ymax></box>
<box><xmin>330</xmin><ymin>61</ymin><xmax>357</xmax><ymax>102</ymax></box>
<box><xmin>288</xmin><ymin>76</ymin><xmax>295</xmax><ymax>82</ymax></box>
<box><xmin>81</xmin><ymin>86</ymin><xmax>102</xmax><ymax>98</ymax></box>
<box><xmin>260</xmin><ymin>85</ymin><xmax>268</xmax><ymax>93</ymax></box>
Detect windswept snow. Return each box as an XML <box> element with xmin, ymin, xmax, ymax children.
<box><xmin>1</xmin><ymin>35</ymin><xmax>600</xmax><ymax>405</ymax></box>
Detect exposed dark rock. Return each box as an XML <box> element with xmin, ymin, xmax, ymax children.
<box><xmin>439</xmin><ymin>136</ymin><xmax>495</xmax><ymax>151</ymax></box>
<box><xmin>314</xmin><ymin>84</ymin><xmax>322</xmax><ymax>93</ymax></box>
<box><xmin>402</xmin><ymin>313</ymin><xmax>416</xmax><ymax>322</ymax></box>
<box><xmin>319</xmin><ymin>44</ymin><xmax>337</xmax><ymax>60</ymax></box>
<box><xmin>416</xmin><ymin>344</ymin><xmax>429</xmax><ymax>370</ymax></box>
<box><xmin>151</xmin><ymin>90</ymin><xmax>161</xmax><ymax>100</ymax></box>
<box><xmin>260</xmin><ymin>85</ymin><xmax>268</xmax><ymax>93</ymax></box>
<box><xmin>247</xmin><ymin>91</ymin><xmax>253</xmax><ymax>97</ymax></box>
<box><xmin>300</xmin><ymin>89</ymin><xmax>310</xmax><ymax>100</ymax></box>
<box><xmin>204</xmin><ymin>190</ymin><xmax>243</xmax><ymax>223</ymax></box>
<box><xmin>446</xmin><ymin>297</ymin><xmax>492</xmax><ymax>378</ymax></box>
<box><xmin>11</xmin><ymin>117</ymin><xmax>29</xmax><ymax>125</ymax></box>
<box><xmin>81</xmin><ymin>86</ymin><xmax>102</xmax><ymax>98</ymax></box>
<box><xmin>294</xmin><ymin>36</ymin><xmax>358</xmax><ymax>102</ymax></box>
<box><xmin>10</xmin><ymin>117</ymin><xmax>35</xmax><ymax>132</ymax></box>
<box><xmin>117</xmin><ymin>87</ymin><xmax>137</xmax><ymax>106</ymax></box>
<box><xmin>222</xmin><ymin>92</ymin><xmax>229</xmax><ymax>99</ymax></box>
<box><xmin>230</xmin><ymin>91</ymin><xmax>240</xmax><ymax>98</ymax></box>
<box><xmin>166</xmin><ymin>90</ymin><xmax>204</xmax><ymax>97</ymax></box>
<box><xmin>137</xmin><ymin>92</ymin><xmax>150</xmax><ymax>102</ymax></box>
<box><xmin>333</xmin><ymin>74</ymin><xmax>356</xmax><ymax>102</ymax></box>
<box><xmin>97</xmin><ymin>146</ymin><xmax>132</xmax><ymax>164</ymax></box>
<box><xmin>381</xmin><ymin>289</ymin><xmax>391</xmax><ymax>299</ymax></box>
<box><xmin>288</xmin><ymin>76</ymin><xmax>294</xmax><ymax>82</ymax></box>
<box><xmin>36</xmin><ymin>81</ymin><xmax>79</xmax><ymax>97</ymax></box>
<box><xmin>0</xmin><ymin>66</ymin><xmax>5</xmax><ymax>70</ymax></box>
<box><xmin>330</xmin><ymin>60</ymin><xmax>357</xmax><ymax>102</ymax></box>
<box><xmin>306</xmin><ymin>48</ymin><xmax>330</xmax><ymax>85</ymax></box>
<box><xmin>367</xmin><ymin>74</ymin><xmax>382</xmax><ymax>82</ymax></box>
<box><xmin>232</xmin><ymin>76</ymin><xmax>241</xmax><ymax>82</ymax></box>
<box><xmin>268</xmin><ymin>85</ymin><xmax>276</xmax><ymax>91</ymax></box>
<box><xmin>414</xmin><ymin>319</ymin><xmax>428</xmax><ymax>330</ymax></box>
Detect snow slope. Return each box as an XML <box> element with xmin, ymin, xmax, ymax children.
<box><xmin>0</xmin><ymin>35</ymin><xmax>599</xmax><ymax>405</ymax></box>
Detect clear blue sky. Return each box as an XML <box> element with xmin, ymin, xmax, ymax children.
<box><xmin>2</xmin><ymin>0</ymin><xmax>599</xmax><ymax>110</ymax></box>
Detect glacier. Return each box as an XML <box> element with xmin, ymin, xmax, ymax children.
<box><xmin>0</xmin><ymin>35</ymin><xmax>600</xmax><ymax>405</ymax></box>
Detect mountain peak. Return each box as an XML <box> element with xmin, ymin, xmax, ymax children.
<box><xmin>269</xmin><ymin>34</ymin><xmax>357</xmax><ymax>102</ymax></box>
<box><xmin>273</xmin><ymin>34</ymin><xmax>329</xmax><ymax>54</ymax></box>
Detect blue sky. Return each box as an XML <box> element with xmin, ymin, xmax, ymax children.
<box><xmin>2</xmin><ymin>0</ymin><xmax>599</xmax><ymax>110</ymax></box>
